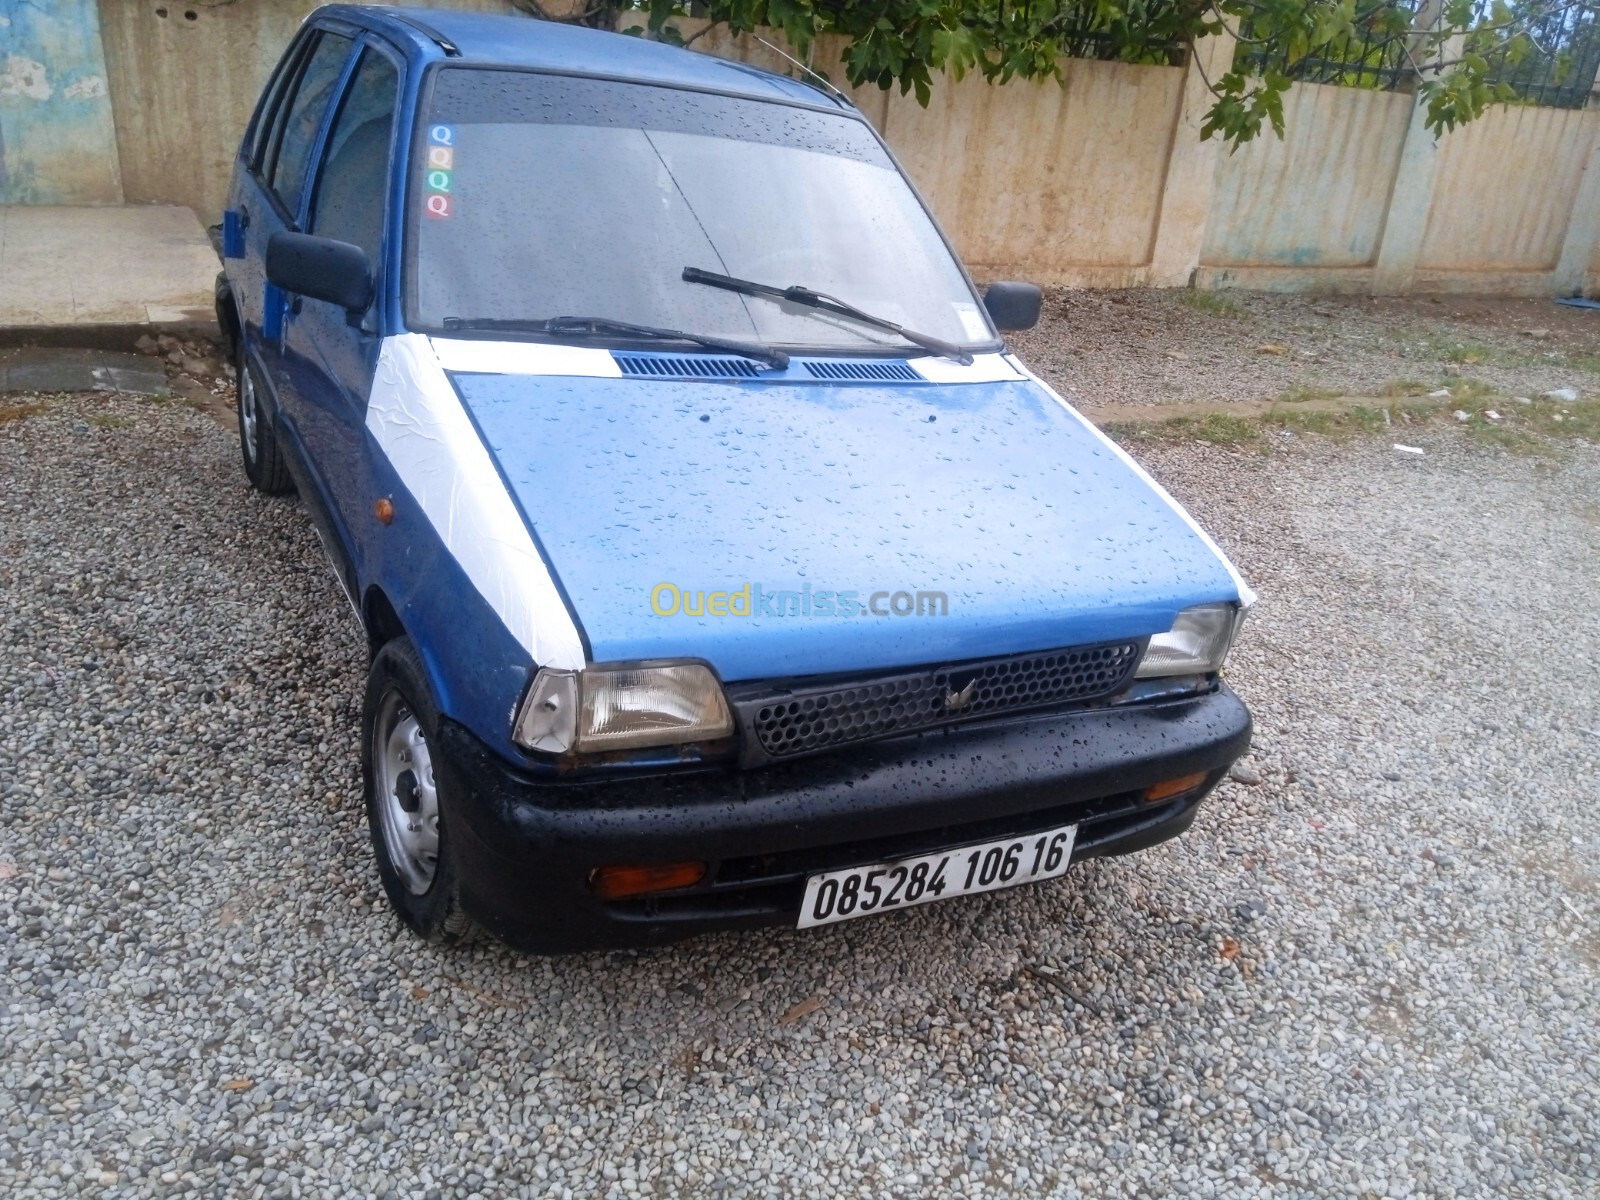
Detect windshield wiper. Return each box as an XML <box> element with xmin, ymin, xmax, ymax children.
<box><xmin>682</xmin><ymin>266</ymin><xmax>974</xmax><ymax>364</ymax></box>
<box><xmin>440</xmin><ymin>315</ymin><xmax>789</xmax><ymax>370</ymax></box>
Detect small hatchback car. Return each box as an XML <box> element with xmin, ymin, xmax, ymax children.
<box><xmin>217</xmin><ymin>5</ymin><xmax>1253</xmax><ymax>953</ymax></box>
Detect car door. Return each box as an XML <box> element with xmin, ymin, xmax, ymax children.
<box><xmin>278</xmin><ymin>41</ymin><xmax>404</xmax><ymax>593</ymax></box>
<box><xmin>224</xmin><ymin>27</ymin><xmax>308</xmax><ymax>349</ymax></box>
<box><xmin>231</xmin><ymin>26</ymin><xmax>358</xmax><ymax>385</ymax></box>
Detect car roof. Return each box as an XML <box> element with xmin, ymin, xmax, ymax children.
<box><xmin>318</xmin><ymin>5</ymin><xmax>848</xmax><ymax>112</ymax></box>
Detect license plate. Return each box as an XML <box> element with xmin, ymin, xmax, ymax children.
<box><xmin>797</xmin><ymin>824</ymin><xmax>1078</xmax><ymax>929</ymax></box>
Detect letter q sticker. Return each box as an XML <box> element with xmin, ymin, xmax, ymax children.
<box><xmin>423</xmin><ymin>124</ymin><xmax>456</xmax><ymax>218</ymax></box>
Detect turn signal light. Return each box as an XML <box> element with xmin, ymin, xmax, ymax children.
<box><xmin>1144</xmin><ymin>771</ymin><xmax>1208</xmax><ymax>804</ymax></box>
<box><xmin>589</xmin><ymin>861</ymin><xmax>707</xmax><ymax>900</ymax></box>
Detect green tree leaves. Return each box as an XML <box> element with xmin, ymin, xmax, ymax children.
<box><xmin>613</xmin><ymin>0</ymin><xmax>1599</xmax><ymax>144</ymax></box>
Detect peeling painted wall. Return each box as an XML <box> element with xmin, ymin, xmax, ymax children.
<box><xmin>1203</xmin><ymin>83</ymin><xmax>1411</xmax><ymax>270</ymax></box>
<box><xmin>0</xmin><ymin>0</ymin><xmax>122</xmax><ymax>204</ymax></box>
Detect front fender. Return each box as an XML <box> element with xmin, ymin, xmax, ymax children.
<box><xmin>357</xmin><ymin>432</ymin><xmax>539</xmax><ymax>761</ymax></box>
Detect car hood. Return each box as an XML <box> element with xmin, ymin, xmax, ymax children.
<box><xmin>451</xmin><ymin>365</ymin><xmax>1245</xmax><ymax>682</ymax></box>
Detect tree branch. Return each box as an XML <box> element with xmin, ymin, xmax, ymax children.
<box><xmin>680</xmin><ymin>21</ymin><xmax>724</xmax><ymax>48</ymax></box>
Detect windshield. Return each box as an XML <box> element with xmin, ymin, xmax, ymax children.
<box><xmin>408</xmin><ymin>69</ymin><xmax>996</xmax><ymax>353</ymax></box>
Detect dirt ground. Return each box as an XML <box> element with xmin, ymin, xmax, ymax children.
<box><xmin>1009</xmin><ymin>289</ymin><xmax>1600</xmax><ymax>409</ymax></box>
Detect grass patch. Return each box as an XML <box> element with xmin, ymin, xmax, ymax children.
<box><xmin>1446</xmin><ymin>396</ymin><xmax>1599</xmax><ymax>456</ymax></box>
<box><xmin>1103</xmin><ymin>396</ymin><xmax>1599</xmax><ymax>457</ymax></box>
<box><xmin>1450</xmin><ymin>377</ymin><xmax>1497</xmax><ymax>402</ymax></box>
<box><xmin>1465</xmin><ymin>422</ymin><xmax>1554</xmax><ymax>456</ymax></box>
<box><xmin>1381</xmin><ymin>376</ymin><xmax>1496</xmax><ymax>402</ymax></box>
<box><xmin>1406</xmin><ymin>332</ymin><xmax>1547</xmax><ymax>369</ymax></box>
<box><xmin>1104</xmin><ymin>412</ymin><xmax>1261</xmax><ymax>447</ymax></box>
<box><xmin>1440</xmin><ymin>341</ymin><xmax>1500</xmax><ymax>366</ymax></box>
<box><xmin>1565</xmin><ymin>351</ymin><xmax>1600</xmax><ymax>375</ymax></box>
<box><xmin>1263</xmin><ymin>405</ymin><xmax>1389</xmax><ymax>437</ymax></box>
<box><xmin>1382</xmin><ymin>378</ymin><xmax>1436</xmax><ymax>398</ymax></box>
<box><xmin>1525</xmin><ymin>396</ymin><xmax>1600</xmax><ymax>440</ymax></box>
<box><xmin>0</xmin><ymin>402</ymin><xmax>48</xmax><ymax>425</ymax></box>
<box><xmin>1178</xmin><ymin>290</ymin><xmax>1242</xmax><ymax>318</ymax></box>
<box><xmin>1276</xmin><ymin>381</ymin><xmax>1346</xmax><ymax>404</ymax></box>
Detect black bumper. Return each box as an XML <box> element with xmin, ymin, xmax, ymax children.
<box><xmin>437</xmin><ymin>685</ymin><xmax>1252</xmax><ymax>953</ymax></box>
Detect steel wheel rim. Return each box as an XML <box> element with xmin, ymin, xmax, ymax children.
<box><xmin>372</xmin><ymin>690</ymin><xmax>440</xmax><ymax>895</ymax></box>
<box><xmin>239</xmin><ymin>363</ymin><xmax>259</xmax><ymax>464</ymax></box>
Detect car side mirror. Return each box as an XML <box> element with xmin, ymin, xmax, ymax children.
<box><xmin>266</xmin><ymin>232</ymin><xmax>373</xmax><ymax>316</ymax></box>
<box><xmin>983</xmin><ymin>281</ymin><xmax>1042</xmax><ymax>332</ymax></box>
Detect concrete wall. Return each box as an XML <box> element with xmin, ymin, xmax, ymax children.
<box><xmin>706</xmin><ymin>26</ymin><xmax>1600</xmax><ymax>298</ymax></box>
<box><xmin>883</xmin><ymin>62</ymin><xmax>1186</xmax><ymax>283</ymax></box>
<box><xmin>1418</xmin><ymin>104</ymin><xmax>1598</xmax><ymax>280</ymax></box>
<box><xmin>94</xmin><ymin>0</ymin><xmax>530</xmax><ymax>222</ymax></box>
<box><xmin>18</xmin><ymin>5</ymin><xmax>1600</xmax><ymax>296</ymax></box>
<box><xmin>0</xmin><ymin>0</ymin><xmax>122</xmax><ymax>204</ymax></box>
<box><xmin>1203</xmin><ymin>83</ymin><xmax>1411</xmax><ymax>272</ymax></box>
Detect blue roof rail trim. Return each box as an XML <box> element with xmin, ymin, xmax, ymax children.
<box><xmin>386</xmin><ymin>12</ymin><xmax>462</xmax><ymax>56</ymax></box>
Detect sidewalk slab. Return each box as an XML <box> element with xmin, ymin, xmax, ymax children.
<box><xmin>0</xmin><ymin>206</ymin><xmax>218</xmax><ymax>337</ymax></box>
<box><xmin>0</xmin><ymin>348</ymin><xmax>170</xmax><ymax>397</ymax></box>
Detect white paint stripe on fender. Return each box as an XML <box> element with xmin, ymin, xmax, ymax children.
<box><xmin>910</xmin><ymin>353</ymin><xmax>1023</xmax><ymax>384</ymax></box>
<box><xmin>1008</xmin><ymin>354</ymin><xmax>1258</xmax><ymax>609</ymax></box>
<box><xmin>428</xmin><ymin>337</ymin><xmax>622</xmax><ymax>378</ymax></box>
<box><xmin>366</xmin><ymin>334</ymin><xmax>587</xmax><ymax>669</ymax></box>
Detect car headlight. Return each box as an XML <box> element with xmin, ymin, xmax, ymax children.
<box><xmin>1135</xmin><ymin>603</ymin><xmax>1244</xmax><ymax>679</ymax></box>
<box><xmin>513</xmin><ymin>662</ymin><xmax>734</xmax><ymax>754</ymax></box>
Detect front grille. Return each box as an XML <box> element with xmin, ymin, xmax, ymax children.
<box><xmin>737</xmin><ymin>640</ymin><xmax>1142</xmax><ymax>761</ymax></box>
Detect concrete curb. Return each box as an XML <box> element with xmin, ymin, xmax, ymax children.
<box><xmin>0</xmin><ymin>320</ymin><xmax>219</xmax><ymax>353</ymax></box>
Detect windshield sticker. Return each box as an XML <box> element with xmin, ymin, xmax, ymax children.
<box><xmin>424</xmin><ymin>124</ymin><xmax>454</xmax><ymax>218</ymax></box>
<box><xmin>952</xmin><ymin>302</ymin><xmax>988</xmax><ymax>341</ymax></box>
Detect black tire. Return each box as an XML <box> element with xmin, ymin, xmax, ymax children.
<box><xmin>236</xmin><ymin>339</ymin><xmax>294</xmax><ymax>495</ymax></box>
<box><xmin>362</xmin><ymin>637</ymin><xmax>478</xmax><ymax>946</ymax></box>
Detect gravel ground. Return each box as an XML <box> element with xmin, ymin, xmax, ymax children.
<box><xmin>1010</xmin><ymin>289</ymin><xmax>1600</xmax><ymax>409</ymax></box>
<box><xmin>2</xmin><ymin>388</ymin><xmax>1598</xmax><ymax>1199</ymax></box>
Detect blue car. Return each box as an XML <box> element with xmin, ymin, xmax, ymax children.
<box><xmin>216</xmin><ymin>5</ymin><xmax>1254</xmax><ymax>953</ymax></box>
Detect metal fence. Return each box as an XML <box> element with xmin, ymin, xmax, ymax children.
<box><xmin>1235</xmin><ymin>2</ymin><xmax>1600</xmax><ymax>109</ymax></box>
<box><xmin>1481</xmin><ymin>13</ymin><xmax>1600</xmax><ymax>108</ymax></box>
<box><xmin>1228</xmin><ymin>5</ymin><xmax>1420</xmax><ymax>91</ymax></box>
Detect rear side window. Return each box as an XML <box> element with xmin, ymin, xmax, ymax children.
<box><xmin>309</xmin><ymin>49</ymin><xmax>400</xmax><ymax>267</ymax></box>
<box><xmin>266</xmin><ymin>30</ymin><xmax>355</xmax><ymax>218</ymax></box>
<box><xmin>247</xmin><ymin>31</ymin><xmax>311</xmax><ymax>169</ymax></box>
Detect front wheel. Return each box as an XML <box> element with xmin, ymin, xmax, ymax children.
<box><xmin>362</xmin><ymin>637</ymin><xmax>478</xmax><ymax>946</ymax></box>
<box><xmin>236</xmin><ymin>340</ymin><xmax>294</xmax><ymax>494</ymax></box>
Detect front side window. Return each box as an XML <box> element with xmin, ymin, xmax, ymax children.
<box><xmin>267</xmin><ymin>30</ymin><xmax>355</xmax><ymax>218</ymax></box>
<box><xmin>409</xmin><ymin>71</ymin><xmax>994</xmax><ymax>354</ymax></box>
<box><xmin>309</xmin><ymin>48</ymin><xmax>400</xmax><ymax>267</ymax></box>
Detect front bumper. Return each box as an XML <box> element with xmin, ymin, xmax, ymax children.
<box><xmin>437</xmin><ymin>685</ymin><xmax>1252</xmax><ymax>953</ymax></box>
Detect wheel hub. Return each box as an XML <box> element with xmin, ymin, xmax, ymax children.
<box><xmin>394</xmin><ymin>768</ymin><xmax>421</xmax><ymax>813</ymax></box>
<box><xmin>239</xmin><ymin>366</ymin><xmax>259</xmax><ymax>463</ymax></box>
<box><xmin>373</xmin><ymin>696</ymin><xmax>440</xmax><ymax>895</ymax></box>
